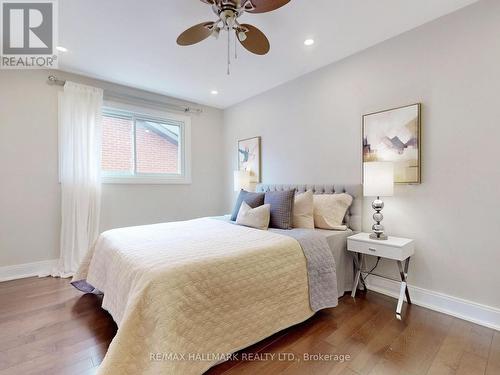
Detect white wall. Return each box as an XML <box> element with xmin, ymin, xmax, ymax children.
<box><xmin>0</xmin><ymin>70</ymin><xmax>225</xmax><ymax>267</ymax></box>
<box><xmin>223</xmin><ymin>0</ymin><xmax>500</xmax><ymax>310</ymax></box>
<box><xmin>1</xmin><ymin>0</ymin><xmax>499</xmax><ymax>323</ymax></box>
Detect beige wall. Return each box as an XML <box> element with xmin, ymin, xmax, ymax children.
<box><xmin>224</xmin><ymin>0</ymin><xmax>500</xmax><ymax>309</ymax></box>
<box><xmin>0</xmin><ymin>70</ymin><xmax>225</xmax><ymax>267</ymax></box>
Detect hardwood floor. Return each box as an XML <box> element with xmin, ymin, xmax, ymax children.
<box><xmin>0</xmin><ymin>277</ymin><xmax>498</xmax><ymax>375</ymax></box>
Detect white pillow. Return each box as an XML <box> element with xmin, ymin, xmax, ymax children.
<box><xmin>313</xmin><ymin>193</ymin><xmax>353</xmax><ymax>230</ymax></box>
<box><xmin>236</xmin><ymin>201</ymin><xmax>271</xmax><ymax>230</ymax></box>
<box><xmin>293</xmin><ymin>190</ymin><xmax>314</xmax><ymax>229</ymax></box>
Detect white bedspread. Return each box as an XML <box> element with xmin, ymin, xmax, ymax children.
<box><xmin>72</xmin><ymin>217</ymin><xmax>314</xmax><ymax>375</ymax></box>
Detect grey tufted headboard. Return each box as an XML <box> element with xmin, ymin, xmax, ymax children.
<box><xmin>255</xmin><ymin>184</ymin><xmax>362</xmax><ymax>232</ymax></box>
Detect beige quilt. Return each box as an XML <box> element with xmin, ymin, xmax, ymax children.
<box><xmin>72</xmin><ymin>217</ymin><xmax>314</xmax><ymax>375</ymax></box>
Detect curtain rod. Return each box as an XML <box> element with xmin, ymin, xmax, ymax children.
<box><xmin>47</xmin><ymin>75</ymin><xmax>203</xmax><ymax>114</ymax></box>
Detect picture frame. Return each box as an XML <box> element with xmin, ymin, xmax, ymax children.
<box><xmin>238</xmin><ymin>136</ymin><xmax>261</xmax><ymax>183</ymax></box>
<box><xmin>363</xmin><ymin>103</ymin><xmax>422</xmax><ymax>184</ymax></box>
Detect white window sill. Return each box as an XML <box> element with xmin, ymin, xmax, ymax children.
<box><xmin>102</xmin><ymin>175</ymin><xmax>191</xmax><ymax>185</ymax></box>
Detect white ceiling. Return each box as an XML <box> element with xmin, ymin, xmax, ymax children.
<box><xmin>59</xmin><ymin>0</ymin><xmax>478</xmax><ymax>108</ymax></box>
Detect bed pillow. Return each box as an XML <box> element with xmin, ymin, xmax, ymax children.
<box><xmin>231</xmin><ymin>190</ymin><xmax>265</xmax><ymax>221</ymax></box>
<box><xmin>236</xmin><ymin>202</ymin><xmax>271</xmax><ymax>230</ymax></box>
<box><xmin>264</xmin><ymin>189</ymin><xmax>296</xmax><ymax>230</ymax></box>
<box><xmin>293</xmin><ymin>190</ymin><xmax>314</xmax><ymax>229</ymax></box>
<box><xmin>313</xmin><ymin>193</ymin><xmax>353</xmax><ymax>230</ymax></box>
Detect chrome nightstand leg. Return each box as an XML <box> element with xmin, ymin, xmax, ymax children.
<box><xmin>403</xmin><ymin>258</ymin><xmax>412</xmax><ymax>304</ymax></box>
<box><xmin>351</xmin><ymin>253</ymin><xmax>363</xmax><ymax>298</ymax></box>
<box><xmin>396</xmin><ymin>258</ymin><xmax>411</xmax><ymax>317</ymax></box>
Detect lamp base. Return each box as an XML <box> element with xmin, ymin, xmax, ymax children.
<box><xmin>371</xmin><ymin>197</ymin><xmax>388</xmax><ymax>240</ymax></box>
<box><xmin>369</xmin><ymin>233</ymin><xmax>388</xmax><ymax>240</ymax></box>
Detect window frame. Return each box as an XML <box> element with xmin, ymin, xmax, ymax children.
<box><xmin>101</xmin><ymin>101</ymin><xmax>191</xmax><ymax>185</ymax></box>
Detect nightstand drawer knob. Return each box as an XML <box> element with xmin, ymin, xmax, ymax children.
<box><xmin>368</xmin><ymin>247</ymin><xmax>377</xmax><ymax>252</ymax></box>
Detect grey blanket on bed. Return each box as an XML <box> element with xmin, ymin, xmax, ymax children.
<box><xmin>270</xmin><ymin>228</ymin><xmax>339</xmax><ymax>311</ymax></box>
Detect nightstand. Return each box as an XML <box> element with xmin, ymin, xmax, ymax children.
<box><xmin>348</xmin><ymin>232</ymin><xmax>415</xmax><ymax>318</ymax></box>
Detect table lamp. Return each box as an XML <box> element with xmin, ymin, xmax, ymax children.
<box><xmin>233</xmin><ymin>170</ymin><xmax>251</xmax><ymax>192</ymax></box>
<box><xmin>363</xmin><ymin>162</ymin><xmax>394</xmax><ymax>240</ymax></box>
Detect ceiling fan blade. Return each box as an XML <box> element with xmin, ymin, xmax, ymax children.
<box><xmin>177</xmin><ymin>22</ymin><xmax>215</xmax><ymax>46</ymax></box>
<box><xmin>237</xmin><ymin>24</ymin><xmax>270</xmax><ymax>55</ymax></box>
<box><xmin>242</xmin><ymin>0</ymin><xmax>290</xmax><ymax>14</ymax></box>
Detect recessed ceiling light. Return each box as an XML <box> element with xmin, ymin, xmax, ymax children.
<box><xmin>211</xmin><ymin>90</ymin><xmax>219</xmax><ymax>95</ymax></box>
<box><xmin>56</xmin><ymin>46</ymin><xmax>68</xmax><ymax>52</ymax></box>
<box><xmin>304</xmin><ymin>39</ymin><xmax>315</xmax><ymax>46</ymax></box>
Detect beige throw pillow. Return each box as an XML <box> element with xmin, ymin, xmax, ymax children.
<box><xmin>293</xmin><ymin>190</ymin><xmax>314</xmax><ymax>229</ymax></box>
<box><xmin>236</xmin><ymin>201</ymin><xmax>271</xmax><ymax>230</ymax></box>
<box><xmin>313</xmin><ymin>193</ymin><xmax>353</xmax><ymax>230</ymax></box>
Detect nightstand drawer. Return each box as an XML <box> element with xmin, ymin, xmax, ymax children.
<box><xmin>348</xmin><ymin>238</ymin><xmax>414</xmax><ymax>261</ymax></box>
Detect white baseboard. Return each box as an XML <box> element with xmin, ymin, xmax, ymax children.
<box><xmin>2</xmin><ymin>260</ymin><xmax>499</xmax><ymax>332</ymax></box>
<box><xmin>0</xmin><ymin>259</ymin><xmax>58</xmax><ymax>282</ymax></box>
<box><xmin>366</xmin><ymin>275</ymin><xmax>500</xmax><ymax>332</ymax></box>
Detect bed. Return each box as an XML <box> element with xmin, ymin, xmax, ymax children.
<box><xmin>256</xmin><ymin>184</ymin><xmax>362</xmax><ymax>296</ymax></box>
<box><xmin>72</xmin><ymin>183</ymin><xmax>362</xmax><ymax>375</ymax></box>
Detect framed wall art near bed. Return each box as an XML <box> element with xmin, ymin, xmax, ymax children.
<box><xmin>238</xmin><ymin>136</ymin><xmax>261</xmax><ymax>183</ymax></box>
<box><xmin>363</xmin><ymin>103</ymin><xmax>421</xmax><ymax>184</ymax></box>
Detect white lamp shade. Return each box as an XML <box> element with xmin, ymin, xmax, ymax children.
<box><xmin>234</xmin><ymin>170</ymin><xmax>251</xmax><ymax>192</ymax></box>
<box><xmin>363</xmin><ymin>162</ymin><xmax>394</xmax><ymax>197</ymax></box>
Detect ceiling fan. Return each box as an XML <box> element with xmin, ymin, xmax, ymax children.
<box><xmin>177</xmin><ymin>0</ymin><xmax>291</xmax><ymax>74</ymax></box>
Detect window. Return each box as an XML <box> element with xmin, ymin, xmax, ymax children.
<box><xmin>101</xmin><ymin>104</ymin><xmax>191</xmax><ymax>184</ymax></box>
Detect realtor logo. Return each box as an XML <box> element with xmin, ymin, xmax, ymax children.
<box><xmin>1</xmin><ymin>0</ymin><xmax>58</xmax><ymax>68</ymax></box>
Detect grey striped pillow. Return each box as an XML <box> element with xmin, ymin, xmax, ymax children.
<box><xmin>264</xmin><ymin>189</ymin><xmax>296</xmax><ymax>229</ymax></box>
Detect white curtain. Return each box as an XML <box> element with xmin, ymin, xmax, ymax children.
<box><xmin>53</xmin><ymin>82</ymin><xmax>103</xmax><ymax>277</ymax></box>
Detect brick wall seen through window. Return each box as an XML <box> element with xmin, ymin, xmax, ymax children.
<box><xmin>102</xmin><ymin>115</ymin><xmax>134</xmax><ymax>173</ymax></box>
<box><xmin>101</xmin><ymin>112</ymin><xmax>180</xmax><ymax>175</ymax></box>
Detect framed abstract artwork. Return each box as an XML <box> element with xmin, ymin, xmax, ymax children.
<box><xmin>238</xmin><ymin>136</ymin><xmax>261</xmax><ymax>183</ymax></box>
<box><xmin>363</xmin><ymin>103</ymin><xmax>421</xmax><ymax>184</ymax></box>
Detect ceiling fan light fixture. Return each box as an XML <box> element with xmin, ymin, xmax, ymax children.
<box><xmin>177</xmin><ymin>0</ymin><xmax>291</xmax><ymax>70</ymax></box>
<box><xmin>211</xmin><ymin>27</ymin><xmax>221</xmax><ymax>39</ymax></box>
<box><xmin>304</xmin><ymin>38</ymin><xmax>315</xmax><ymax>46</ymax></box>
<box><xmin>211</xmin><ymin>89</ymin><xmax>219</xmax><ymax>95</ymax></box>
<box><xmin>238</xmin><ymin>31</ymin><xmax>247</xmax><ymax>42</ymax></box>
<box><xmin>221</xmin><ymin>10</ymin><xmax>236</xmax><ymax>28</ymax></box>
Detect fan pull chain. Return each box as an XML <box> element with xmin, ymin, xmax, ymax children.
<box><xmin>227</xmin><ymin>29</ymin><xmax>231</xmax><ymax>75</ymax></box>
<box><xmin>235</xmin><ymin>32</ymin><xmax>238</xmax><ymax>60</ymax></box>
